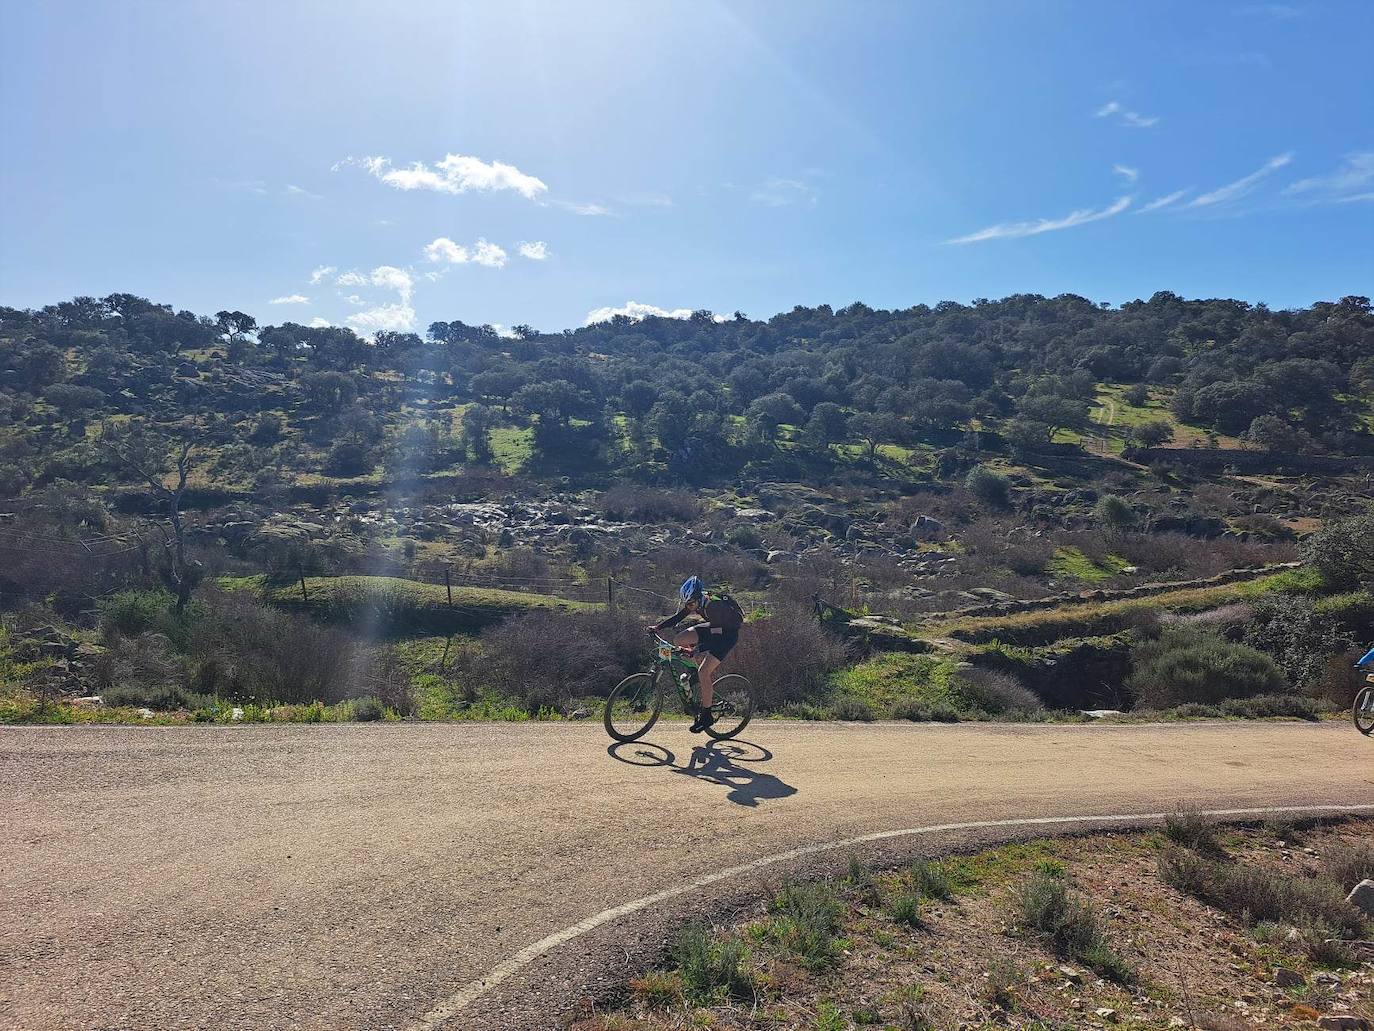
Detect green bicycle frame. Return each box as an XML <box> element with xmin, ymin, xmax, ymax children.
<box><xmin>654</xmin><ymin>639</ymin><xmax>700</xmax><ymax>710</ymax></box>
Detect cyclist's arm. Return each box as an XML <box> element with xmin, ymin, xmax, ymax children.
<box><xmin>653</xmin><ymin>605</ymin><xmax>690</xmax><ymax>632</ymax></box>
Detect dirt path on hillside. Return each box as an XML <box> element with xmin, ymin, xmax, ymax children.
<box><xmin>2</xmin><ymin>721</ymin><xmax>1371</xmax><ymax>1031</ymax></box>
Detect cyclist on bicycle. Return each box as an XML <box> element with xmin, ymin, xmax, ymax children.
<box><xmin>649</xmin><ymin>576</ymin><xmax>745</xmax><ymax>733</ymax></box>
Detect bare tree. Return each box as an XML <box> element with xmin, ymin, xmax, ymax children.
<box><xmin>104</xmin><ymin>433</ymin><xmax>202</xmax><ymax>614</ymax></box>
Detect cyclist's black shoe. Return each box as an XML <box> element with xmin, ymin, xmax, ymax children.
<box><xmin>690</xmin><ymin>706</ymin><xmax>716</xmax><ymax>733</ymax></box>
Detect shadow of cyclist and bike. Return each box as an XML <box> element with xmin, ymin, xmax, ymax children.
<box><xmin>606</xmin><ymin>737</ymin><xmax>798</xmax><ymax>808</ymax></box>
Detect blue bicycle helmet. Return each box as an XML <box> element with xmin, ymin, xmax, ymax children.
<box><xmin>679</xmin><ymin>576</ymin><xmax>705</xmax><ymax>604</ymax></box>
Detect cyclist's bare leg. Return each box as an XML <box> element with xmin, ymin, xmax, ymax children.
<box><xmin>673</xmin><ymin>629</ymin><xmax>700</xmax><ymax>656</ymax></box>
<box><xmin>697</xmin><ymin>653</ymin><xmax>720</xmax><ymax>708</ymax></box>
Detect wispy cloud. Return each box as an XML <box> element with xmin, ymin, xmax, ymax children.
<box><xmin>1113</xmin><ymin>164</ymin><xmax>1140</xmax><ymax>184</ymax></box>
<box><xmin>422</xmin><ymin>237</ymin><xmax>508</xmax><ymax>268</ymax></box>
<box><xmin>284</xmin><ymin>184</ymin><xmax>323</xmax><ymax>200</ymax></box>
<box><xmin>751</xmin><ymin>177</ymin><xmax>819</xmax><ymax>207</ymax></box>
<box><xmin>1138</xmin><ymin>188</ymin><xmax>1191</xmax><ymax>213</ymax></box>
<box><xmin>269</xmin><ymin>294</ymin><xmax>310</xmax><ymax>305</ymax></box>
<box><xmin>554</xmin><ymin>200</ymin><xmax>614</xmax><ymax>216</ymax></box>
<box><xmin>585</xmin><ymin>301</ymin><xmax>697</xmax><ymax>325</ymax></box>
<box><xmin>618</xmin><ymin>192</ymin><xmax>674</xmax><ymax>208</ymax></box>
<box><xmin>1284</xmin><ymin>152</ymin><xmax>1374</xmax><ymax>204</ymax></box>
<box><xmin>517</xmin><ymin>240</ymin><xmax>550</xmax><ymax>261</ymax></box>
<box><xmin>337</xmin><ymin>153</ymin><xmax>547</xmax><ymax>200</ymax></box>
<box><xmin>1190</xmin><ymin>152</ymin><xmax>1293</xmax><ymax>207</ymax></box>
<box><xmin>1095</xmin><ymin>100</ymin><xmax>1159</xmax><ymax>128</ymax></box>
<box><xmin>1237</xmin><ymin>3</ymin><xmax>1300</xmax><ymax>20</ymax></box>
<box><xmin>946</xmin><ymin>196</ymin><xmax>1133</xmax><ymax>244</ymax></box>
<box><xmin>309</xmin><ymin>265</ymin><xmax>336</xmax><ymax>285</ymax></box>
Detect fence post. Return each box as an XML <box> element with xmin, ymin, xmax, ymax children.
<box><xmin>444</xmin><ymin>564</ymin><xmax>453</xmax><ymax>608</ymax></box>
<box><xmin>298</xmin><ymin>567</ymin><xmax>309</xmax><ymax>603</ymax></box>
<box><xmin>606</xmin><ymin>576</ymin><xmax>615</xmax><ymax>610</ymax></box>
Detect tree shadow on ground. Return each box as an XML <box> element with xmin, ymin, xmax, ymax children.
<box><xmin>606</xmin><ymin>738</ymin><xmax>798</xmax><ymax>808</ymax></box>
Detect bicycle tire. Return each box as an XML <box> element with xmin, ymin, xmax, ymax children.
<box><xmin>704</xmin><ymin>674</ymin><xmax>754</xmax><ymax>741</ymax></box>
<box><xmin>1355</xmin><ymin>685</ymin><xmax>1374</xmax><ymax>737</ymax></box>
<box><xmin>604</xmin><ymin>671</ymin><xmax>663</xmax><ymax>743</ymax></box>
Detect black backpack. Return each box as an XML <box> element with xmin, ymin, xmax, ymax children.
<box><xmin>707</xmin><ymin>592</ymin><xmax>745</xmax><ymax>630</ymax></box>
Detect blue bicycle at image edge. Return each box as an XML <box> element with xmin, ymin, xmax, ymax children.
<box><xmin>1355</xmin><ymin>646</ymin><xmax>1374</xmax><ymax>737</ymax></box>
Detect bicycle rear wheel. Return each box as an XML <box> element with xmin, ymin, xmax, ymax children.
<box><xmin>604</xmin><ymin>671</ymin><xmax>663</xmax><ymax>743</ymax></box>
<box><xmin>1355</xmin><ymin>685</ymin><xmax>1374</xmax><ymax>737</ymax></box>
<box><xmin>704</xmin><ymin>674</ymin><xmax>754</xmax><ymax>741</ymax></box>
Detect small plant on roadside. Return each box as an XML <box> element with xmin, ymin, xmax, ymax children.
<box><xmin>909</xmin><ymin>859</ymin><xmax>954</xmax><ymax>901</ymax></box>
<box><xmin>982</xmin><ymin>957</ymin><xmax>1022</xmax><ymax>1011</ymax></box>
<box><xmin>765</xmin><ymin>881</ymin><xmax>845</xmax><ymax>970</ymax></box>
<box><xmin>672</xmin><ymin>921</ymin><xmax>754</xmax><ymax>1004</ymax></box>
<box><xmin>1323</xmin><ymin>840</ymin><xmax>1374</xmax><ymax>891</ymax></box>
<box><xmin>813</xmin><ymin>1001</ymin><xmax>846</xmax><ymax>1031</ymax></box>
<box><xmin>1163</xmin><ymin>807</ymin><xmax>1227</xmax><ymax>858</ymax></box>
<box><xmin>1011</xmin><ymin>868</ymin><xmax>1134</xmax><ymax>983</ymax></box>
<box><xmin>629</xmin><ymin>970</ymin><xmax>682</xmax><ymax>1008</ymax></box>
<box><xmin>846</xmin><ymin>853</ymin><xmax>874</xmax><ymax>894</ymax></box>
<box><xmin>888</xmin><ymin>889</ymin><xmax>923</xmax><ymax>927</ymax></box>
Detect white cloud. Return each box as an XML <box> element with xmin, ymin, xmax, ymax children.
<box><xmin>347</xmin><ymin>303</ymin><xmax>417</xmax><ymax>335</ymax></box>
<box><xmin>946</xmin><ymin>195</ymin><xmax>1133</xmax><ymax>244</ymax></box>
<box><xmin>1113</xmin><ymin>164</ymin><xmax>1140</xmax><ymax>184</ymax></box>
<box><xmin>343</xmin><ymin>294</ymin><xmax>367</xmax><ymax>305</ymax></box>
<box><xmin>751</xmin><ymin>177</ymin><xmax>819</xmax><ymax>207</ymax></box>
<box><xmin>585</xmin><ymin>301</ymin><xmax>696</xmax><ymax>325</ymax></box>
<box><xmin>517</xmin><ymin>240</ymin><xmax>550</xmax><ymax>261</ymax></box>
<box><xmin>269</xmin><ymin>294</ymin><xmax>310</xmax><ymax>305</ymax></box>
<box><xmin>309</xmin><ymin>265</ymin><xmax>336</xmax><ymax>285</ymax></box>
<box><xmin>422</xmin><ymin>237</ymin><xmax>508</xmax><ymax>268</ymax></box>
<box><xmin>1191</xmin><ymin>152</ymin><xmax>1293</xmax><ymax>207</ymax></box>
<box><xmin>335</xmin><ymin>265</ymin><xmax>414</xmax><ymax>301</ymax></box>
<box><xmin>555</xmin><ymin>200</ymin><xmax>614</xmax><ymax>216</ymax></box>
<box><xmin>1284</xmin><ymin>152</ymin><xmax>1374</xmax><ymax>203</ymax></box>
<box><xmin>309</xmin><ymin>317</ymin><xmax>332</xmax><ymax>328</ymax></box>
<box><xmin>339</xmin><ymin>153</ymin><xmax>547</xmax><ymax>200</ymax></box>
<box><xmin>1095</xmin><ymin>100</ymin><xmax>1159</xmax><ymax>128</ymax></box>
<box><xmin>284</xmin><ymin>184</ymin><xmax>322</xmax><ymax>200</ymax></box>
<box><xmin>1138</xmin><ymin>188</ymin><xmax>1191</xmax><ymax>213</ymax></box>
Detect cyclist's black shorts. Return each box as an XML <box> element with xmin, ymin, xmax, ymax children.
<box><xmin>695</xmin><ymin>625</ymin><xmax>739</xmax><ymax>661</ymax></box>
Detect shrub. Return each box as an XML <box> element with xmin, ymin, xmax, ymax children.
<box><xmin>99</xmin><ymin>589</ymin><xmax>178</xmax><ymax>640</ymax></box>
<box><xmin>725</xmin><ymin>602</ymin><xmax>849</xmax><ymax>711</ymax></box>
<box><xmin>1324</xmin><ymin>841</ymin><xmax>1374</xmax><ymax>892</ymax></box>
<box><xmin>887</xmin><ymin>890</ymin><xmax>923</xmax><ymax>927</ymax></box>
<box><xmin>1126</xmin><ymin>627</ymin><xmax>1288</xmax><ymax>708</ymax></box>
<box><xmin>1302</xmin><ymin>511</ymin><xmax>1374</xmax><ymax>591</ymax></box>
<box><xmin>672</xmin><ymin>922</ymin><xmax>753</xmax><ymax>1004</ymax></box>
<box><xmin>599</xmin><ymin>485</ymin><xmax>702</xmax><ymax>523</ymax></box>
<box><xmin>1242</xmin><ymin>593</ymin><xmax>1353</xmax><ymax>689</ymax></box>
<box><xmin>892</xmin><ymin>698</ymin><xmax>962</xmax><ymax>723</ymax></box>
<box><xmin>1217</xmin><ymin>694</ymin><xmax>1318</xmax><ymax>719</ymax></box>
<box><xmin>1012</xmin><ymin>868</ymin><xmax>1134</xmax><ymax>983</ymax></box>
<box><xmin>951</xmin><ymin>668</ymin><xmax>1042</xmax><ymax>715</ymax></box>
<box><xmin>1163</xmin><ymin>808</ymin><xmax>1226</xmax><ymax>858</ymax></box>
<box><xmin>831</xmin><ymin>696</ymin><xmax>876</xmax><ymax>722</ymax></box>
<box><xmin>1159</xmin><ymin>848</ymin><xmax>1366</xmax><ymax>938</ymax></box>
<box><xmin>1094</xmin><ymin>494</ymin><xmax>1135</xmax><ymax>531</ymax></box>
<box><xmin>965</xmin><ymin>465</ymin><xmax>1011</xmax><ymax>509</ymax></box>
<box><xmin>765</xmin><ymin>881</ymin><xmax>844</xmax><ymax>969</ymax></box>
<box><xmin>478</xmin><ymin>608</ymin><xmax>649</xmax><ymax>712</ymax></box>
<box><xmin>348</xmin><ymin>696</ymin><xmax>386</xmax><ymax>721</ymax></box>
<box><xmin>909</xmin><ymin>859</ymin><xmax>954</xmax><ymax>901</ymax></box>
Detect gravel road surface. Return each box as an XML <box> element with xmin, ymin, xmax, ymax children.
<box><xmin>3</xmin><ymin>720</ymin><xmax>1371</xmax><ymax>1030</ymax></box>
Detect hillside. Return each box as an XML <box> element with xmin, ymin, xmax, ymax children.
<box><xmin>2</xmin><ymin>291</ymin><xmax>1373</xmax><ymax>724</ymax></box>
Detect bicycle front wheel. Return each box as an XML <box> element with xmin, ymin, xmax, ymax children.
<box><xmin>705</xmin><ymin>674</ymin><xmax>755</xmax><ymax>741</ymax></box>
<box><xmin>604</xmin><ymin>671</ymin><xmax>663</xmax><ymax>743</ymax></box>
<box><xmin>1355</xmin><ymin>685</ymin><xmax>1374</xmax><ymax>737</ymax></box>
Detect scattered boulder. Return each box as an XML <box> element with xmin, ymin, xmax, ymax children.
<box><xmin>1346</xmin><ymin>879</ymin><xmax>1374</xmax><ymax>917</ymax></box>
<box><xmin>1317</xmin><ymin>1016</ymin><xmax>1370</xmax><ymax>1031</ymax></box>
<box><xmin>1274</xmin><ymin>967</ymin><xmax>1306</xmax><ymax>989</ymax></box>
<box><xmin>71</xmin><ymin>696</ymin><xmax>104</xmax><ymax>709</ymax></box>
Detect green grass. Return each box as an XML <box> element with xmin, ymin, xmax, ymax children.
<box><xmin>1046</xmin><ymin>546</ymin><xmax>1130</xmax><ymax>583</ymax></box>
<box><xmin>488</xmin><ymin>425</ymin><xmax>533</xmax><ymax>473</ymax></box>
<box><xmin>826</xmin><ymin>653</ymin><xmax>964</xmax><ymax>717</ymax></box>
<box><xmin>269</xmin><ymin>574</ymin><xmax>591</xmax><ymax>634</ymax></box>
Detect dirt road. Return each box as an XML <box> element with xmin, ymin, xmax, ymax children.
<box><xmin>3</xmin><ymin>721</ymin><xmax>1371</xmax><ymax>1030</ymax></box>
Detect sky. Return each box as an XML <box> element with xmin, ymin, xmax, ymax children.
<box><xmin>1</xmin><ymin>0</ymin><xmax>1372</xmax><ymax>336</ymax></box>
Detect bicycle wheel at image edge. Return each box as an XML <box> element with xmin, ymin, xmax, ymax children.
<box><xmin>704</xmin><ymin>673</ymin><xmax>755</xmax><ymax>741</ymax></box>
<box><xmin>604</xmin><ymin>671</ymin><xmax>663</xmax><ymax>743</ymax></box>
<box><xmin>1355</xmin><ymin>685</ymin><xmax>1374</xmax><ymax>737</ymax></box>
